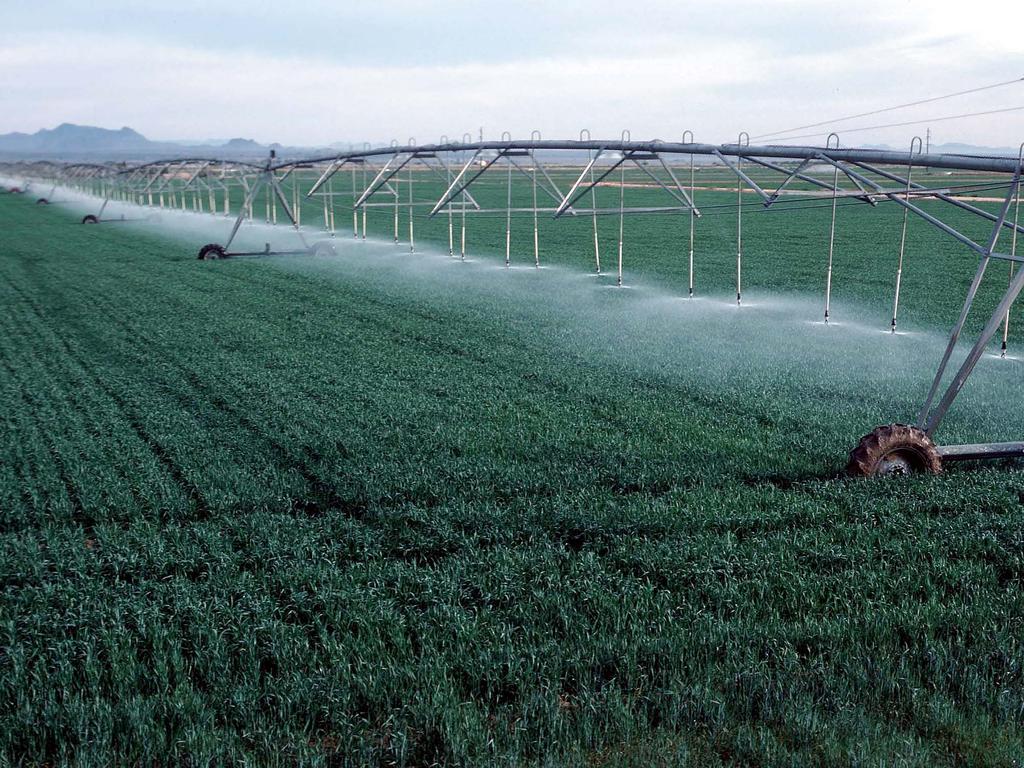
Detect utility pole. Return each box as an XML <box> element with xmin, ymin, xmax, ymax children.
<box><xmin>925</xmin><ymin>128</ymin><xmax>932</xmax><ymax>174</ymax></box>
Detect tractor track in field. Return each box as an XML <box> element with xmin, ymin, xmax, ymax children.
<box><xmin>0</xmin><ymin>348</ymin><xmax>90</xmax><ymax>529</ymax></box>
<box><xmin>3</xmin><ymin>282</ymin><xmax>183</xmax><ymax>519</ymax></box>
<box><xmin>0</xmin><ymin>278</ymin><xmax>110</xmax><ymax>526</ymax></box>
<box><xmin>26</xmin><ymin>253</ymin><xmax>708</xmax><ymax>510</ymax></box>
<box><xmin>0</xmin><ymin>388</ymin><xmax>41</xmax><ymax>519</ymax></box>
<box><xmin>3</xmin><ymin>274</ymin><xmax>213</xmax><ymax>520</ymax></box>
<box><xmin>1</xmin><ymin>269</ymin><xmax>158</xmax><ymax>519</ymax></box>
<box><xmin>20</xmin><ymin>260</ymin><xmax>372</xmax><ymax>520</ymax></box>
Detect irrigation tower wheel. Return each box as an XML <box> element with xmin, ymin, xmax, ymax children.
<box><xmin>82</xmin><ymin>214</ymin><xmax>98</xmax><ymax>224</ymax></box>
<box><xmin>197</xmin><ymin>243</ymin><xmax>228</xmax><ymax>260</ymax></box>
<box><xmin>309</xmin><ymin>241</ymin><xmax>337</xmax><ymax>257</ymax></box>
<box><xmin>847</xmin><ymin>424</ymin><xmax>942</xmax><ymax>477</ymax></box>
<box><xmin>35</xmin><ymin>198</ymin><xmax>49</xmax><ymax>205</ymax></box>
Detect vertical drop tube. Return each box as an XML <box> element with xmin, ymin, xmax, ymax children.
<box><xmin>408</xmin><ymin>165</ymin><xmax>415</xmax><ymax>253</ymax></box>
<box><xmin>505</xmin><ymin>155</ymin><xmax>513</xmax><ymax>268</ymax></box>
<box><xmin>824</xmin><ymin>162</ymin><xmax>839</xmax><ymax>323</ymax></box>
<box><xmin>581</xmin><ymin>130</ymin><xmax>601</xmax><ymax>274</ymax></box>
<box><xmin>343</xmin><ymin>169</ymin><xmax>350</xmax><ymax>238</ymax></box>
<box><xmin>735</xmin><ymin>132</ymin><xmax>749</xmax><ymax>305</ymax></box>
<box><xmin>446</xmin><ymin>160</ymin><xmax>454</xmax><ymax>256</ymax></box>
<box><xmin>1002</xmin><ymin>147</ymin><xmax>1023</xmax><ymax>356</ymax></box>
<box><xmin>617</xmin><ymin>162</ymin><xmax>625</xmax><ymax>287</ymax></box>
<box><xmin>532</xmin><ymin>161</ymin><xmax>540</xmax><ymax>268</ymax></box>
<box><xmin>393</xmin><ymin>178</ymin><xmax>399</xmax><ymax>244</ymax></box>
<box><xmin>361</xmin><ymin>164</ymin><xmax>367</xmax><ymax>239</ymax></box>
<box><xmin>460</xmin><ymin>187</ymin><xmax>467</xmax><ymax>261</ymax></box>
<box><xmin>688</xmin><ymin>146</ymin><xmax>696</xmax><ymax>297</ymax></box>
<box><xmin>891</xmin><ymin>137</ymin><xmax>920</xmax><ymax>332</ymax></box>
<box><xmin>460</xmin><ymin>136</ymin><xmax>470</xmax><ymax>260</ymax></box>
<box><xmin>591</xmin><ymin>158</ymin><xmax>601</xmax><ymax>274</ymax></box>
<box><xmin>735</xmin><ymin>164</ymin><xmax>743</xmax><ymax>305</ymax></box>
<box><xmin>292</xmin><ymin>174</ymin><xmax>300</xmax><ymax>227</ymax></box>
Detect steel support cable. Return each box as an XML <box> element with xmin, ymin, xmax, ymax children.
<box><xmin>754</xmin><ymin>75</ymin><xmax>1024</xmax><ymax>141</ymax></box>
<box><xmin>763</xmin><ymin>105</ymin><xmax>1024</xmax><ymax>144</ymax></box>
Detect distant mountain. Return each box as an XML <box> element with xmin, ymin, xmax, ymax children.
<box><xmin>223</xmin><ymin>137</ymin><xmax>263</xmax><ymax>151</ymax></box>
<box><xmin>0</xmin><ymin>123</ymin><xmax>308</xmax><ymax>160</ymax></box>
<box><xmin>0</xmin><ymin>123</ymin><xmax>151</xmax><ymax>154</ymax></box>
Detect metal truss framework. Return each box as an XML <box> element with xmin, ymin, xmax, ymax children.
<box><xmin>3</xmin><ymin>133</ymin><xmax>1023</xmax><ymax>471</ymax></box>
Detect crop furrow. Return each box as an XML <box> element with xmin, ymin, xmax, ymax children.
<box><xmin>15</xmin><ymin>263</ymin><xmax>371</xmax><ymax>516</ymax></box>
<box><xmin>4</xmin><ymin>279</ymin><xmax>212</xmax><ymax>518</ymax></box>
<box><xmin>0</xmin><ymin>353</ymin><xmax>90</xmax><ymax>528</ymax></box>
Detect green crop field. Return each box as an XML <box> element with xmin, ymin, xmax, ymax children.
<box><xmin>3</xmin><ymin>173</ymin><xmax>1024</xmax><ymax>766</ymax></box>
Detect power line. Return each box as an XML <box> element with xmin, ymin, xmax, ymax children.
<box><xmin>761</xmin><ymin>105</ymin><xmax>1024</xmax><ymax>145</ymax></box>
<box><xmin>752</xmin><ymin>75</ymin><xmax>1024</xmax><ymax>141</ymax></box>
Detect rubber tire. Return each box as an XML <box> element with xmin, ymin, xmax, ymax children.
<box><xmin>309</xmin><ymin>241</ymin><xmax>337</xmax><ymax>257</ymax></box>
<box><xmin>847</xmin><ymin>423</ymin><xmax>942</xmax><ymax>477</ymax></box>
<box><xmin>36</xmin><ymin>198</ymin><xmax>49</xmax><ymax>205</ymax></box>
<box><xmin>82</xmin><ymin>214</ymin><xmax>98</xmax><ymax>224</ymax></box>
<box><xmin>197</xmin><ymin>243</ymin><xmax>228</xmax><ymax>261</ymax></box>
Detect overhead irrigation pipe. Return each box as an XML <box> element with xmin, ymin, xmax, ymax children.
<box><xmin>283</xmin><ymin>139</ymin><xmax>1024</xmax><ymax>177</ymax></box>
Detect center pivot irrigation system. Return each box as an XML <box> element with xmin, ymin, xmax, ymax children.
<box><xmin>5</xmin><ymin>131</ymin><xmax>1024</xmax><ymax>478</ymax></box>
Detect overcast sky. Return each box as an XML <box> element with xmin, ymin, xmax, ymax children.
<box><xmin>2</xmin><ymin>0</ymin><xmax>1022</xmax><ymax>148</ymax></box>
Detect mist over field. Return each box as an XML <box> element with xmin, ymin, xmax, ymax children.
<box><xmin>34</xmin><ymin>181</ymin><xmax>1024</xmax><ymax>455</ymax></box>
